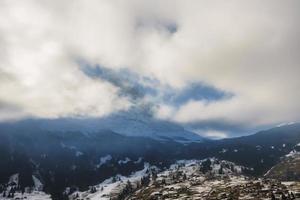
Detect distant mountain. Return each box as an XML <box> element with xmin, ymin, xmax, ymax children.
<box><xmin>1</xmin><ymin>111</ymin><xmax>204</xmax><ymax>143</ymax></box>
<box><xmin>220</xmin><ymin>122</ymin><xmax>300</xmax><ymax>146</ymax></box>
<box><xmin>193</xmin><ymin>123</ymin><xmax>300</xmax><ymax>175</ymax></box>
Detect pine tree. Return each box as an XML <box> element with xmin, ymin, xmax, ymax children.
<box><xmin>219</xmin><ymin>165</ymin><xmax>224</xmax><ymax>174</ymax></box>
<box><xmin>281</xmin><ymin>193</ymin><xmax>287</xmax><ymax>200</ymax></box>
<box><xmin>126</xmin><ymin>180</ymin><xmax>132</xmax><ymax>192</ymax></box>
<box><xmin>291</xmin><ymin>192</ymin><xmax>295</xmax><ymax>199</ymax></box>
<box><xmin>152</xmin><ymin>172</ymin><xmax>157</xmax><ymax>181</ymax></box>
<box><xmin>271</xmin><ymin>193</ymin><xmax>276</xmax><ymax>200</ymax></box>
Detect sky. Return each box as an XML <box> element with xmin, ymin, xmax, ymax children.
<box><xmin>0</xmin><ymin>0</ymin><xmax>300</xmax><ymax>139</ymax></box>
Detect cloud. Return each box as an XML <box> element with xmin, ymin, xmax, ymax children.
<box><xmin>0</xmin><ymin>0</ymin><xmax>300</xmax><ymax>134</ymax></box>
<box><xmin>0</xmin><ymin>0</ymin><xmax>132</xmax><ymax>120</ymax></box>
<box><xmin>193</xmin><ymin>129</ymin><xmax>228</xmax><ymax>140</ymax></box>
<box><xmin>79</xmin><ymin>62</ymin><xmax>158</xmax><ymax>101</ymax></box>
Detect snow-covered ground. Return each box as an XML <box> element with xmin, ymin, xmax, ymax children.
<box><xmin>69</xmin><ymin>163</ymin><xmax>151</xmax><ymax>200</ymax></box>
<box><xmin>0</xmin><ymin>173</ymin><xmax>50</xmax><ymax>200</ymax></box>
<box><xmin>0</xmin><ymin>191</ymin><xmax>52</xmax><ymax>200</ymax></box>
<box><xmin>131</xmin><ymin>159</ymin><xmax>300</xmax><ymax>200</ymax></box>
<box><xmin>67</xmin><ymin>158</ymin><xmax>251</xmax><ymax>200</ymax></box>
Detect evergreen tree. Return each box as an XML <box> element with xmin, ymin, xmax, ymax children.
<box><xmin>200</xmin><ymin>159</ymin><xmax>212</xmax><ymax>173</ymax></box>
<box><xmin>291</xmin><ymin>192</ymin><xmax>295</xmax><ymax>199</ymax></box>
<box><xmin>281</xmin><ymin>193</ymin><xmax>287</xmax><ymax>200</ymax></box>
<box><xmin>126</xmin><ymin>180</ymin><xmax>132</xmax><ymax>192</ymax></box>
<box><xmin>219</xmin><ymin>165</ymin><xmax>224</xmax><ymax>174</ymax></box>
<box><xmin>152</xmin><ymin>172</ymin><xmax>157</xmax><ymax>181</ymax></box>
<box><xmin>271</xmin><ymin>192</ymin><xmax>276</xmax><ymax>200</ymax></box>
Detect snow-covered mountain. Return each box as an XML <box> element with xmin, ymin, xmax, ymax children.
<box><xmin>10</xmin><ymin>107</ymin><xmax>204</xmax><ymax>143</ymax></box>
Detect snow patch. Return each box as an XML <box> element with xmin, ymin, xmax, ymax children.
<box><xmin>276</xmin><ymin>122</ymin><xmax>295</xmax><ymax>127</ymax></box>
<box><xmin>32</xmin><ymin>175</ymin><xmax>43</xmax><ymax>191</ymax></box>
<box><xmin>118</xmin><ymin>157</ymin><xmax>131</xmax><ymax>165</ymax></box>
<box><xmin>97</xmin><ymin>155</ymin><xmax>112</xmax><ymax>168</ymax></box>
<box><xmin>134</xmin><ymin>157</ymin><xmax>143</xmax><ymax>164</ymax></box>
<box><xmin>76</xmin><ymin>151</ymin><xmax>84</xmax><ymax>157</ymax></box>
<box><xmin>8</xmin><ymin>173</ymin><xmax>19</xmax><ymax>185</ymax></box>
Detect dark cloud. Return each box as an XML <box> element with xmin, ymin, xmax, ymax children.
<box><xmin>79</xmin><ymin>61</ymin><xmax>157</xmax><ymax>101</ymax></box>
<box><xmin>162</xmin><ymin>82</ymin><xmax>232</xmax><ymax>106</ymax></box>
<box><xmin>79</xmin><ymin>62</ymin><xmax>230</xmax><ymax>107</ymax></box>
<box><xmin>135</xmin><ymin>18</ymin><xmax>178</xmax><ymax>34</ymax></box>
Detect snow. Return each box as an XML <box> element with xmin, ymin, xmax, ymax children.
<box><xmin>1</xmin><ymin>174</ymin><xmax>50</xmax><ymax>200</ymax></box>
<box><xmin>276</xmin><ymin>122</ymin><xmax>295</xmax><ymax>127</ymax></box>
<box><xmin>8</xmin><ymin>173</ymin><xmax>19</xmax><ymax>185</ymax></box>
<box><xmin>0</xmin><ymin>191</ymin><xmax>51</xmax><ymax>200</ymax></box>
<box><xmin>69</xmin><ymin>158</ymin><xmax>254</xmax><ymax>199</ymax></box>
<box><xmin>134</xmin><ymin>157</ymin><xmax>143</xmax><ymax>164</ymax></box>
<box><xmin>264</xmin><ymin>165</ymin><xmax>275</xmax><ymax>177</ymax></box>
<box><xmin>118</xmin><ymin>157</ymin><xmax>131</xmax><ymax>165</ymax></box>
<box><xmin>282</xmin><ymin>181</ymin><xmax>296</xmax><ymax>186</ymax></box>
<box><xmin>170</xmin><ymin>158</ymin><xmax>249</xmax><ymax>176</ymax></box>
<box><xmin>60</xmin><ymin>142</ymin><xmax>76</xmax><ymax>150</ymax></box>
<box><xmin>75</xmin><ymin>151</ymin><xmax>84</xmax><ymax>157</ymax></box>
<box><xmin>256</xmin><ymin>145</ymin><xmax>262</xmax><ymax>150</ymax></box>
<box><xmin>136</xmin><ymin>159</ymin><xmax>253</xmax><ymax>199</ymax></box>
<box><xmin>219</xmin><ymin>149</ymin><xmax>228</xmax><ymax>153</ymax></box>
<box><xmin>286</xmin><ymin>150</ymin><xmax>300</xmax><ymax>158</ymax></box>
<box><xmin>71</xmin><ymin>163</ymin><xmax>151</xmax><ymax>200</ymax></box>
<box><xmin>32</xmin><ymin>175</ymin><xmax>43</xmax><ymax>191</ymax></box>
<box><xmin>96</xmin><ymin>155</ymin><xmax>112</xmax><ymax>168</ymax></box>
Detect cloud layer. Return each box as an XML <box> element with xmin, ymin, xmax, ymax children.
<box><xmin>0</xmin><ymin>0</ymin><xmax>300</xmax><ymax>137</ymax></box>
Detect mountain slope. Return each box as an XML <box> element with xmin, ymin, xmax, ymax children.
<box><xmin>265</xmin><ymin>143</ymin><xmax>300</xmax><ymax>181</ymax></box>
<box><xmin>1</xmin><ymin>122</ymin><xmax>300</xmax><ymax>199</ymax></box>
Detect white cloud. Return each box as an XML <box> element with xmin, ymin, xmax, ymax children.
<box><xmin>193</xmin><ymin>129</ymin><xmax>228</xmax><ymax>140</ymax></box>
<box><xmin>0</xmin><ymin>0</ymin><xmax>132</xmax><ymax>120</ymax></box>
<box><xmin>0</xmin><ymin>0</ymin><xmax>300</xmax><ymax>129</ymax></box>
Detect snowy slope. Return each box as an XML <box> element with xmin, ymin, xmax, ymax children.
<box><xmin>1</xmin><ymin>174</ymin><xmax>50</xmax><ymax>200</ymax></box>
<box><xmin>0</xmin><ymin>191</ymin><xmax>51</xmax><ymax>200</ymax></box>
<box><xmin>69</xmin><ymin>163</ymin><xmax>152</xmax><ymax>200</ymax></box>
<box><xmin>68</xmin><ymin>158</ymin><xmax>250</xmax><ymax>200</ymax></box>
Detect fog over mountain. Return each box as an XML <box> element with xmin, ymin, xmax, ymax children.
<box><xmin>1</xmin><ymin>1</ymin><xmax>300</xmax><ymax>199</ymax></box>
<box><xmin>1</xmin><ymin>0</ymin><xmax>300</xmax><ymax>138</ymax></box>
